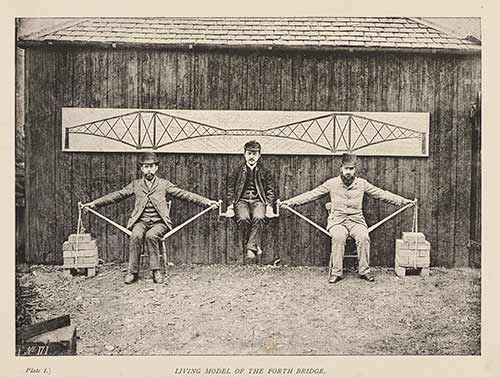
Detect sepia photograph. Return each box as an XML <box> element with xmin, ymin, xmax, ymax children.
<box><xmin>10</xmin><ymin>11</ymin><xmax>488</xmax><ymax>374</ymax></box>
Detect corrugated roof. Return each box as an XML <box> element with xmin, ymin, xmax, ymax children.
<box><xmin>19</xmin><ymin>17</ymin><xmax>480</xmax><ymax>52</ymax></box>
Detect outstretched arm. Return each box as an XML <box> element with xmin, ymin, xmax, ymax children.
<box><xmin>166</xmin><ymin>181</ymin><xmax>219</xmax><ymax>207</ymax></box>
<box><xmin>83</xmin><ymin>182</ymin><xmax>135</xmax><ymax>210</ymax></box>
<box><xmin>364</xmin><ymin>180</ymin><xmax>412</xmax><ymax>206</ymax></box>
<box><xmin>281</xmin><ymin>179</ymin><xmax>331</xmax><ymax>207</ymax></box>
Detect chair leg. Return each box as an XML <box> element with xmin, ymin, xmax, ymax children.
<box><xmin>328</xmin><ymin>252</ymin><xmax>333</xmax><ymax>279</ymax></box>
<box><xmin>162</xmin><ymin>240</ymin><xmax>168</xmax><ymax>273</ymax></box>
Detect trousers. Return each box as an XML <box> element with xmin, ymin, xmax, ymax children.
<box><xmin>235</xmin><ymin>199</ymin><xmax>266</xmax><ymax>252</ymax></box>
<box><xmin>329</xmin><ymin>220</ymin><xmax>371</xmax><ymax>277</ymax></box>
<box><xmin>128</xmin><ymin>221</ymin><xmax>169</xmax><ymax>274</ymax></box>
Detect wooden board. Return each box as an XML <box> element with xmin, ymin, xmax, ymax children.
<box><xmin>26</xmin><ymin>49</ymin><xmax>58</xmax><ymax>263</ymax></box>
<box><xmin>16</xmin><ymin>315</ymin><xmax>71</xmax><ymax>342</ymax></box>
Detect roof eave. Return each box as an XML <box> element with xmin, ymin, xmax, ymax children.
<box><xmin>16</xmin><ymin>39</ymin><xmax>482</xmax><ymax>55</ymax></box>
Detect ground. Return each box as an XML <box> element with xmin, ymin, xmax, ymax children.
<box><xmin>16</xmin><ymin>263</ymin><xmax>480</xmax><ymax>355</ymax></box>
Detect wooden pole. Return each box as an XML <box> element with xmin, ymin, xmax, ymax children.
<box><xmin>82</xmin><ymin>205</ymin><xmax>132</xmax><ymax>236</ymax></box>
<box><xmin>162</xmin><ymin>204</ymin><xmax>217</xmax><ymax>241</ymax></box>
<box><xmin>367</xmin><ymin>200</ymin><xmax>416</xmax><ymax>233</ymax></box>
<box><xmin>281</xmin><ymin>204</ymin><xmax>331</xmax><ymax>237</ymax></box>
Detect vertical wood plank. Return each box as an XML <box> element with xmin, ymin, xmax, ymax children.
<box><xmin>105</xmin><ymin>49</ymin><xmax>130</xmax><ymax>262</ymax></box>
<box><xmin>87</xmin><ymin>50</ymin><xmax>110</xmax><ymax>261</ymax></box>
<box><xmin>225</xmin><ymin>155</ymin><xmax>244</xmax><ymax>264</ymax></box>
<box><xmin>246</xmin><ymin>52</ymin><xmax>262</xmax><ymax>110</ymax></box>
<box><xmin>54</xmin><ymin>49</ymin><xmax>74</xmax><ymax>265</ymax></box>
<box><xmin>435</xmin><ymin>55</ymin><xmax>456</xmax><ymax>267</ymax></box>
<box><xmin>193</xmin><ymin>51</ymin><xmax>209</xmax><ymax>110</ymax></box>
<box><xmin>416</xmin><ymin>55</ymin><xmax>435</xmax><ymax>264</ymax></box>
<box><xmin>189</xmin><ymin>154</ymin><xmax>211</xmax><ymax>265</ymax></box>
<box><xmin>26</xmin><ymin>48</ymin><xmax>57</xmax><ymax>263</ymax></box>
<box><xmin>277</xmin><ymin>54</ymin><xmax>296</xmax><ymax>265</ymax></box>
<box><xmin>452</xmin><ymin>58</ymin><xmax>472</xmax><ymax>267</ymax></box>
<box><xmin>121</xmin><ymin>49</ymin><xmax>140</xmax><ymax>263</ymax></box>
<box><xmin>469</xmin><ymin>56</ymin><xmax>481</xmax><ymax>252</ymax></box>
<box><xmin>177</xmin><ymin>51</ymin><xmax>192</xmax><ymax>109</ymax></box>
<box><xmin>398</xmin><ymin>54</ymin><xmax>419</xmax><ymax>238</ymax></box>
<box><xmin>158</xmin><ymin>50</ymin><xmax>178</xmax><ymax>109</ymax></box>
<box><xmin>228</xmin><ymin>53</ymin><xmax>247</xmax><ymax>110</ymax></box>
<box><xmin>262</xmin><ymin>52</ymin><xmax>281</xmax><ymax>111</ymax></box>
<box><xmin>70</xmin><ymin>50</ymin><xmax>95</xmax><ymax>257</ymax></box>
<box><xmin>208</xmin><ymin>154</ymin><xmax>228</xmax><ymax>265</ymax></box>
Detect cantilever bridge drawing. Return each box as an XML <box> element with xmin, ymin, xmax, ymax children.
<box><xmin>62</xmin><ymin>108</ymin><xmax>429</xmax><ymax>156</ymax></box>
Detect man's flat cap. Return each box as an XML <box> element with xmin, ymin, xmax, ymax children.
<box><xmin>244</xmin><ymin>140</ymin><xmax>261</xmax><ymax>152</ymax></box>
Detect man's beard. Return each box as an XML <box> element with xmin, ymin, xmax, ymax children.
<box><xmin>341</xmin><ymin>173</ymin><xmax>355</xmax><ymax>186</ymax></box>
<box><xmin>145</xmin><ymin>173</ymin><xmax>155</xmax><ymax>181</ymax></box>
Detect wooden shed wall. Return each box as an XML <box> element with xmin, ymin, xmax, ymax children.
<box><xmin>24</xmin><ymin>46</ymin><xmax>481</xmax><ymax>267</ymax></box>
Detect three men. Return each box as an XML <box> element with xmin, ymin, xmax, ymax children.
<box><xmin>83</xmin><ymin>152</ymin><xmax>218</xmax><ymax>284</ymax></box>
<box><xmin>281</xmin><ymin>153</ymin><xmax>413</xmax><ymax>283</ymax></box>
<box><xmin>83</xmin><ymin>147</ymin><xmax>412</xmax><ymax>285</ymax></box>
<box><xmin>226</xmin><ymin>141</ymin><xmax>276</xmax><ymax>261</ymax></box>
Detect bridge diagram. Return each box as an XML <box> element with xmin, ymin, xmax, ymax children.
<box><xmin>64</xmin><ymin>110</ymin><xmax>427</xmax><ymax>155</ymax></box>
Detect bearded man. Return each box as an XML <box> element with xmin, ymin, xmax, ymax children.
<box><xmin>281</xmin><ymin>153</ymin><xmax>413</xmax><ymax>283</ymax></box>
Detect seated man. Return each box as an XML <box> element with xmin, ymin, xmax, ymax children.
<box><xmin>83</xmin><ymin>152</ymin><xmax>218</xmax><ymax>284</ymax></box>
<box><xmin>281</xmin><ymin>153</ymin><xmax>413</xmax><ymax>283</ymax></box>
<box><xmin>227</xmin><ymin>141</ymin><xmax>276</xmax><ymax>262</ymax></box>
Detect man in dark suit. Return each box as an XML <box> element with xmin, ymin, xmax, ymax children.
<box><xmin>83</xmin><ymin>152</ymin><xmax>218</xmax><ymax>284</ymax></box>
<box><xmin>227</xmin><ymin>141</ymin><xmax>276</xmax><ymax>262</ymax></box>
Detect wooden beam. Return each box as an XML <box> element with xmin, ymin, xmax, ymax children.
<box><xmin>16</xmin><ymin>315</ymin><xmax>71</xmax><ymax>342</ymax></box>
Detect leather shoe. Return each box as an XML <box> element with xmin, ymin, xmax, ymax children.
<box><xmin>360</xmin><ymin>272</ymin><xmax>375</xmax><ymax>282</ymax></box>
<box><xmin>124</xmin><ymin>273</ymin><xmax>137</xmax><ymax>284</ymax></box>
<box><xmin>153</xmin><ymin>270</ymin><xmax>164</xmax><ymax>284</ymax></box>
<box><xmin>328</xmin><ymin>275</ymin><xmax>343</xmax><ymax>284</ymax></box>
<box><xmin>246</xmin><ymin>249</ymin><xmax>256</xmax><ymax>259</ymax></box>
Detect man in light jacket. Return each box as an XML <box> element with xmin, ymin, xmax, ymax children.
<box><xmin>281</xmin><ymin>153</ymin><xmax>413</xmax><ymax>283</ymax></box>
<box><xmin>83</xmin><ymin>152</ymin><xmax>218</xmax><ymax>284</ymax></box>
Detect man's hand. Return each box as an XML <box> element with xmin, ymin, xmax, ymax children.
<box><xmin>280</xmin><ymin>199</ymin><xmax>294</xmax><ymax>208</ymax></box>
<box><xmin>401</xmin><ymin>198</ymin><xmax>415</xmax><ymax>206</ymax></box>
<box><xmin>81</xmin><ymin>201</ymin><xmax>96</xmax><ymax>213</ymax></box>
<box><xmin>208</xmin><ymin>200</ymin><xmax>220</xmax><ymax>208</ymax></box>
<box><xmin>225</xmin><ymin>204</ymin><xmax>235</xmax><ymax>218</ymax></box>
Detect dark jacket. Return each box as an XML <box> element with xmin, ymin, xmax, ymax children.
<box><xmin>227</xmin><ymin>162</ymin><xmax>275</xmax><ymax>205</ymax></box>
<box><xmin>92</xmin><ymin>176</ymin><xmax>212</xmax><ymax>229</ymax></box>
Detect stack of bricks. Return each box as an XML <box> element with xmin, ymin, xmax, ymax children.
<box><xmin>394</xmin><ymin>232</ymin><xmax>431</xmax><ymax>277</ymax></box>
<box><xmin>62</xmin><ymin>233</ymin><xmax>98</xmax><ymax>277</ymax></box>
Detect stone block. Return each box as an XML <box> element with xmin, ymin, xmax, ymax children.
<box><xmin>68</xmin><ymin>233</ymin><xmax>92</xmax><ymax>243</ymax></box>
<box><xmin>418</xmin><ymin>249</ymin><xmax>430</xmax><ymax>257</ymax></box>
<box><xmin>63</xmin><ymin>248</ymin><xmax>98</xmax><ymax>258</ymax></box>
<box><xmin>402</xmin><ymin>232</ymin><xmax>426</xmax><ymax>243</ymax></box>
<box><xmin>63</xmin><ymin>255</ymin><xmax>98</xmax><ymax>268</ymax></box>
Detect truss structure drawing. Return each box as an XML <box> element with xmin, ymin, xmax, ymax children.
<box><xmin>64</xmin><ymin>110</ymin><xmax>427</xmax><ymax>154</ymax></box>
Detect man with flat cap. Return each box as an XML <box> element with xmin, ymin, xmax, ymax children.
<box><xmin>83</xmin><ymin>152</ymin><xmax>219</xmax><ymax>284</ymax></box>
<box><xmin>226</xmin><ymin>140</ymin><xmax>276</xmax><ymax>262</ymax></box>
<box><xmin>281</xmin><ymin>152</ymin><xmax>413</xmax><ymax>283</ymax></box>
